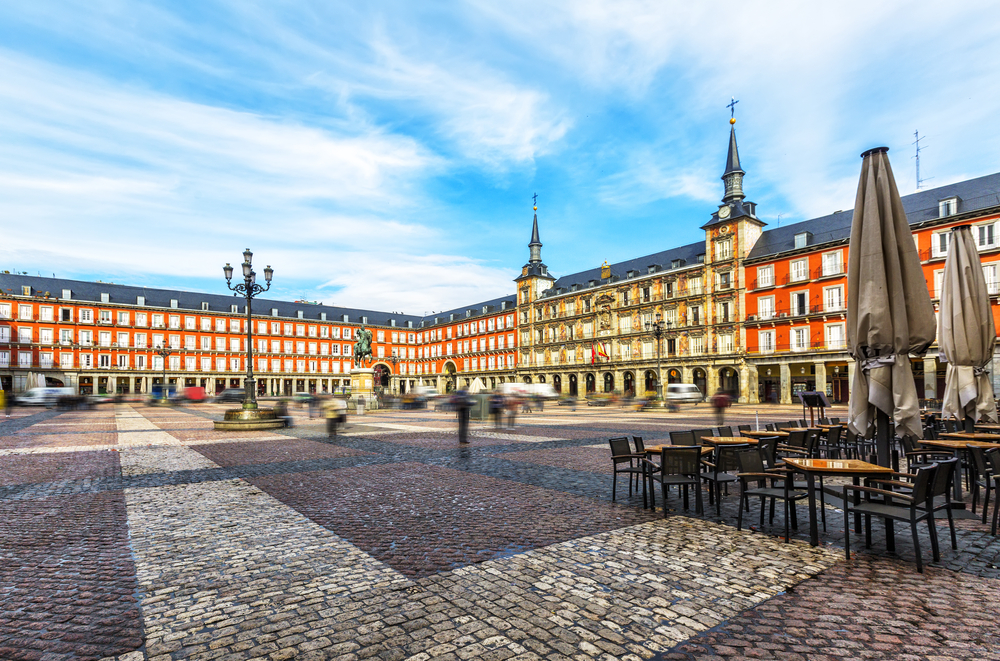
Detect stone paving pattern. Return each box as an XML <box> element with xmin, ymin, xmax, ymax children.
<box><xmin>0</xmin><ymin>401</ymin><xmax>997</xmax><ymax>660</ymax></box>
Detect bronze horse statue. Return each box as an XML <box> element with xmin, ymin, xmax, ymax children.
<box><xmin>353</xmin><ymin>326</ymin><xmax>374</xmax><ymax>366</ymax></box>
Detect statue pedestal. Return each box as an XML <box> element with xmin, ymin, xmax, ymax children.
<box><xmin>350</xmin><ymin>367</ymin><xmax>378</xmax><ymax>412</ymax></box>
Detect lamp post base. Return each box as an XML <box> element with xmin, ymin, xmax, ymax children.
<box><xmin>213</xmin><ymin>406</ymin><xmax>285</xmax><ymax>431</ymax></box>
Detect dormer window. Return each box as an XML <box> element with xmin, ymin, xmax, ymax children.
<box><xmin>939</xmin><ymin>196</ymin><xmax>959</xmax><ymax>218</ymax></box>
<box><xmin>794</xmin><ymin>232</ymin><xmax>811</xmax><ymax>249</ymax></box>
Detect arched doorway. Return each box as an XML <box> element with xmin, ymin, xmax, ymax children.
<box><xmin>585</xmin><ymin>373</ymin><xmax>596</xmax><ymax>395</ymax></box>
<box><xmin>603</xmin><ymin>372</ymin><xmax>614</xmax><ymax>393</ymax></box>
<box><xmin>538</xmin><ymin>375</ymin><xmax>546</xmax><ymax>383</ymax></box>
<box><xmin>553</xmin><ymin>374</ymin><xmax>562</xmax><ymax>393</ymax></box>
<box><xmin>569</xmin><ymin>374</ymin><xmax>578</xmax><ymax>397</ymax></box>
<box><xmin>668</xmin><ymin>368</ymin><xmax>681</xmax><ymax>384</ymax></box>
<box><xmin>444</xmin><ymin>361</ymin><xmax>457</xmax><ymax>393</ymax></box>
<box><xmin>374</xmin><ymin>364</ymin><xmax>390</xmax><ymax>388</ymax></box>
<box><xmin>718</xmin><ymin>367</ymin><xmax>738</xmax><ymax>397</ymax></box>
<box><xmin>523</xmin><ymin>375</ymin><xmax>532</xmax><ymax>383</ymax></box>
<box><xmin>623</xmin><ymin>372</ymin><xmax>634</xmax><ymax>397</ymax></box>
<box><xmin>644</xmin><ymin>370</ymin><xmax>657</xmax><ymax>394</ymax></box>
<box><xmin>693</xmin><ymin>368</ymin><xmax>707</xmax><ymax>396</ymax></box>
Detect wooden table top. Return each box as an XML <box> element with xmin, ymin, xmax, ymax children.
<box><xmin>974</xmin><ymin>424</ymin><xmax>1000</xmax><ymax>432</ymax></box>
<box><xmin>922</xmin><ymin>438</ymin><xmax>1000</xmax><ymax>450</ymax></box>
<box><xmin>703</xmin><ymin>436</ymin><xmax>759</xmax><ymax>446</ymax></box>
<box><xmin>781</xmin><ymin>427</ymin><xmax>822</xmax><ymax>432</ymax></box>
<box><xmin>939</xmin><ymin>432</ymin><xmax>1000</xmax><ymax>442</ymax></box>
<box><xmin>645</xmin><ymin>444</ymin><xmax>713</xmax><ymax>456</ymax></box>
<box><xmin>782</xmin><ymin>457</ymin><xmax>895</xmax><ymax>475</ymax></box>
<box><xmin>741</xmin><ymin>429</ymin><xmax>790</xmax><ymax>438</ymax></box>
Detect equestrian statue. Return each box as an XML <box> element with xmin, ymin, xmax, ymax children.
<box><xmin>353</xmin><ymin>326</ymin><xmax>374</xmax><ymax>367</ymax></box>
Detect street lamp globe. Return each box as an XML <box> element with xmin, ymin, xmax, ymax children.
<box><xmin>223</xmin><ymin>263</ymin><xmax>234</xmax><ymax>281</ymax></box>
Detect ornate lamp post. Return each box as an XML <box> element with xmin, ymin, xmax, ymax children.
<box><xmin>155</xmin><ymin>345</ymin><xmax>172</xmax><ymax>402</ymax></box>
<box><xmin>388</xmin><ymin>353</ymin><xmax>400</xmax><ymax>394</ymax></box>
<box><xmin>214</xmin><ymin>250</ymin><xmax>283</xmax><ymax>431</ymax></box>
<box><xmin>645</xmin><ymin>313</ymin><xmax>666</xmax><ymax>401</ymax></box>
<box><xmin>223</xmin><ymin>249</ymin><xmax>272</xmax><ymax>410</ymax></box>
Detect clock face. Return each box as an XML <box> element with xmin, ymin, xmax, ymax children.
<box><xmin>718</xmin><ymin>206</ymin><xmax>731</xmax><ymax>219</ymax></box>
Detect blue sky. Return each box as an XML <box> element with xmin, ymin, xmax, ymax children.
<box><xmin>1</xmin><ymin>1</ymin><xmax>998</xmax><ymax>315</ymax></box>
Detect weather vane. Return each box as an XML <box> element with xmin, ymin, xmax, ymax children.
<box><xmin>532</xmin><ymin>192</ymin><xmax>538</xmax><ymax>211</ymax></box>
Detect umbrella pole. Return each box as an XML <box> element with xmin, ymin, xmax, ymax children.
<box><xmin>876</xmin><ymin>409</ymin><xmax>892</xmax><ymax>468</ymax></box>
<box><xmin>964</xmin><ymin>415</ymin><xmax>975</xmax><ymax>433</ymax></box>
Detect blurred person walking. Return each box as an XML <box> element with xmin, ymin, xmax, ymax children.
<box><xmin>711</xmin><ymin>389</ymin><xmax>731</xmax><ymax>425</ymax></box>
<box><xmin>455</xmin><ymin>390</ymin><xmax>472</xmax><ymax>444</ymax></box>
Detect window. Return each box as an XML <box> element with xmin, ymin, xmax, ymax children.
<box><xmin>931</xmin><ymin>231</ymin><xmax>950</xmax><ymax>259</ymax></box>
<box><xmin>717</xmin><ymin>239</ymin><xmax>732</xmax><ymax>260</ymax></box>
<box><xmin>688</xmin><ymin>277</ymin><xmax>703</xmax><ymax>295</ymax></box>
<box><xmin>60</xmin><ymin>353</ymin><xmax>73</xmax><ymax>368</ymax></box>
<box><xmin>939</xmin><ymin>197</ymin><xmax>958</xmax><ymax>217</ymax></box>
<box><xmin>821</xmin><ymin>250</ymin><xmax>843</xmax><ymax>277</ymax></box>
<box><xmin>18</xmin><ymin>328</ymin><xmax>32</xmax><ymax>343</ymax></box>
<box><xmin>80</xmin><ymin>309</ymin><xmax>93</xmax><ymax>323</ymax></box>
<box><xmin>18</xmin><ymin>305</ymin><xmax>32</xmax><ymax>320</ymax></box>
<box><xmin>718</xmin><ymin>333</ymin><xmax>734</xmax><ymax>354</ymax></box>
<box><xmin>791</xmin><ymin>327</ymin><xmax>810</xmax><ymax>352</ymax></box>
<box><xmin>118</xmin><ymin>311</ymin><xmax>130</xmax><ymax>325</ymax></box>
<box><xmin>39</xmin><ymin>328</ymin><xmax>52</xmax><ymax>344</ymax></box>
<box><xmin>60</xmin><ymin>308</ymin><xmax>71</xmax><ymax>321</ymax></box>
<box><xmin>717</xmin><ymin>301</ymin><xmax>730</xmax><ymax>323</ymax></box>
<box><xmin>120</xmin><ymin>355</ymin><xmax>131</xmax><ymax>369</ymax></box>
<box><xmin>690</xmin><ymin>336</ymin><xmax>704</xmax><ymax>355</ymax></box>
<box><xmin>826</xmin><ymin>323</ymin><xmax>846</xmax><ymax>350</ymax></box>
<box><xmin>39</xmin><ymin>307</ymin><xmax>53</xmax><ymax>322</ymax></box>
<box><xmin>60</xmin><ymin>329</ymin><xmax>72</xmax><ymax>345</ymax></box>
<box><xmin>18</xmin><ymin>351</ymin><xmax>32</xmax><ymax>367</ymax></box>
<box><xmin>39</xmin><ymin>352</ymin><xmax>53</xmax><ymax>368</ymax></box>
<box><xmin>620</xmin><ymin>341</ymin><xmax>631</xmax><ymax>360</ymax></box>
<box><xmin>99</xmin><ymin>354</ymin><xmax>111</xmax><ymax>368</ymax></box>
<box><xmin>184</xmin><ymin>336</ymin><xmax>195</xmax><ymax>350</ymax></box>
<box><xmin>184</xmin><ymin>316</ymin><xmax>195</xmax><ymax>330</ymax></box>
<box><xmin>99</xmin><ymin>331</ymin><xmax>111</xmax><ymax>347</ymax></box>
<box><xmin>759</xmin><ymin>330</ymin><xmax>775</xmax><ymax>354</ymax></box>
<box><xmin>619</xmin><ymin>315</ymin><xmax>632</xmax><ymax>333</ymax></box>
<box><xmin>984</xmin><ymin>263</ymin><xmax>998</xmax><ymax>295</ymax></box>
<box><xmin>689</xmin><ymin>306</ymin><xmax>700</xmax><ymax>326</ymax></box>
<box><xmin>753</xmin><ymin>266</ymin><xmax>772</xmax><ymax>289</ymax></box>
<box><xmin>758</xmin><ymin>296</ymin><xmax>775</xmax><ymax>321</ymax></box>
<box><xmin>99</xmin><ymin>310</ymin><xmax>112</xmax><ymax>323</ymax></box>
<box><xmin>80</xmin><ymin>353</ymin><xmax>92</xmax><ymax>368</ymax></box>
<box><xmin>79</xmin><ymin>330</ymin><xmax>92</xmax><ymax>346</ymax></box>
<box><xmin>978</xmin><ymin>223</ymin><xmax>997</xmax><ymax>250</ymax></box>
<box><xmin>0</xmin><ymin>303</ymin><xmax>10</xmax><ymax>319</ymax></box>
<box><xmin>790</xmin><ymin>258</ymin><xmax>808</xmax><ymax>282</ymax></box>
<box><xmin>794</xmin><ymin>232</ymin><xmax>810</xmax><ymax>249</ymax></box>
<box><xmin>824</xmin><ymin>285</ymin><xmax>844</xmax><ymax>312</ymax></box>
<box><xmin>117</xmin><ymin>332</ymin><xmax>129</xmax><ymax>347</ymax></box>
<box><xmin>135</xmin><ymin>333</ymin><xmax>147</xmax><ymax>348</ymax></box>
<box><xmin>717</xmin><ymin>271</ymin><xmax>731</xmax><ymax>290</ymax></box>
<box><xmin>152</xmin><ymin>314</ymin><xmax>164</xmax><ymax>328</ymax></box>
<box><xmin>168</xmin><ymin>315</ymin><xmax>180</xmax><ymax>329</ymax></box>
<box><xmin>934</xmin><ymin>269</ymin><xmax>944</xmax><ymax>298</ymax></box>
<box><xmin>136</xmin><ymin>313</ymin><xmax>147</xmax><ymax>326</ymax></box>
<box><xmin>792</xmin><ymin>291</ymin><xmax>809</xmax><ymax>316</ymax></box>
<box><xmin>216</xmin><ymin>337</ymin><xmax>226</xmax><ymax>351</ymax></box>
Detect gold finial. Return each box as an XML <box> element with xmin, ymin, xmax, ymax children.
<box><xmin>730</xmin><ymin>117</ymin><xmax>736</xmax><ymax>125</ymax></box>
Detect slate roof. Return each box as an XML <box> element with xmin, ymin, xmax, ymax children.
<box><xmin>0</xmin><ymin>274</ymin><xmax>425</xmax><ymax>327</ymax></box>
<box><xmin>745</xmin><ymin>172</ymin><xmax>1000</xmax><ymax>262</ymax></box>
<box><xmin>539</xmin><ymin>240</ymin><xmax>705</xmax><ymax>299</ymax></box>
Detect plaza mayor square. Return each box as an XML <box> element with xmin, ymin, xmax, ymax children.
<box><xmin>1</xmin><ymin>3</ymin><xmax>1000</xmax><ymax>661</ymax></box>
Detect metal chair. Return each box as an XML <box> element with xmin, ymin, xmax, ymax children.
<box><xmin>669</xmin><ymin>430</ymin><xmax>694</xmax><ymax>446</ymax></box>
<box><xmin>701</xmin><ymin>443</ymin><xmax>751</xmax><ymax>515</ymax></box>
<box><xmin>643</xmin><ymin>446</ymin><xmax>703</xmax><ymax>516</ymax></box>
<box><xmin>716</xmin><ymin>426</ymin><xmax>733</xmax><ymax>437</ymax></box>
<box><xmin>691</xmin><ymin>428</ymin><xmax>714</xmax><ymax>445</ymax></box>
<box><xmin>843</xmin><ymin>464</ymin><xmax>939</xmax><ymax>572</ymax></box>
<box><xmin>736</xmin><ymin>449</ymin><xmax>808</xmax><ymax>542</ymax></box>
<box><xmin>609</xmin><ymin>437</ymin><xmax>645</xmax><ymax>504</ymax></box>
<box><xmin>969</xmin><ymin>445</ymin><xmax>994</xmax><ymax>519</ymax></box>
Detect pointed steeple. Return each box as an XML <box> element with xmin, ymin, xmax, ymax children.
<box><xmin>721</xmin><ymin>119</ymin><xmax>745</xmax><ymax>203</ymax></box>
<box><xmin>529</xmin><ymin>213</ymin><xmax>542</xmax><ymax>263</ymax></box>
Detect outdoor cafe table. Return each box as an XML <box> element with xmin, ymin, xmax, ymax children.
<box><xmin>702</xmin><ymin>436</ymin><xmax>759</xmax><ymax>446</ymax></box>
<box><xmin>781</xmin><ymin>457</ymin><xmax>895</xmax><ymax>547</ymax></box>
<box><xmin>974</xmin><ymin>423</ymin><xmax>1000</xmax><ymax>434</ymax></box>
<box><xmin>922</xmin><ymin>437</ymin><xmax>1000</xmax><ymax>499</ymax></box>
<box><xmin>740</xmin><ymin>429</ymin><xmax>789</xmax><ymax>439</ymax></box>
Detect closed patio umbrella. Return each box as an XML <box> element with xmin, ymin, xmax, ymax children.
<box><xmin>468</xmin><ymin>377</ymin><xmax>485</xmax><ymax>394</ymax></box>
<box><xmin>939</xmin><ymin>225</ymin><xmax>998</xmax><ymax>428</ymax></box>
<box><xmin>847</xmin><ymin>147</ymin><xmax>936</xmax><ymax>464</ymax></box>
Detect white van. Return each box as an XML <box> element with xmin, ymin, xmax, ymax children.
<box><xmin>18</xmin><ymin>387</ymin><xmax>74</xmax><ymax>407</ymax></box>
<box><xmin>665</xmin><ymin>383</ymin><xmax>704</xmax><ymax>405</ymax></box>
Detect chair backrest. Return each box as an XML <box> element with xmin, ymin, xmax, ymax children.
<box><xmin>798</xmin><ymin>419</ymin><xmax>808</xmax><ymax>427</ymax></box>
<box><xmin>717</xmin><ymin>426</ymin><xmax>733</xmax><ymax>437</ymax></box>
<box><xmin>825</xmin><ymin>426</ymin><xmax>843</xmax><ymax>445</ymax></box>
<box><xmin>757</xmin><ymin>435</ymin><xmax>780</xmax><ymax>469</ymax></box>
<box><xmin>714</xmin><ymin>444</ymin><xmax>751</xmax><ymax>473</ymax></box>
<box><xmin>969</xmin><ymin>445</ymin><xmax>990</xmax><ymax>479</ymax></box>
<box><xmin>929</xmin><ymin>457</ymin><xmax>958</xmax><ymax>499</ymax></box>
<box><xmin>943</xmin><ymin>418</ymin><xmax>957</xmax><ymax>433</ymax></box>
<box><xmin>737</xmin><ymin>448</ymin><xmax>766</xmax><ymax>480</ymax></box>
<box><xmin>804</xmin><ymin>431</ymin><xmax>821</xmax><ymax>457</ymax></box>
<box><xmin>632</xmin><ymin>436</ymin><xmax>645</xmax><ymax>454</ymax></box>
<box><xmin>785</xmin><ymin>429</ymin><xmax>808</xmax><ymax>448</ymax></box>
<box><xmin>657</xmin><ymin>446</ymin><xmax>702</xmax><ymax>476</ymax></box>
<box><xmin>829</xmin><ymin>417</ymin><xmax>841</xmax><ymax>424</ymax></box>
<box><xmin>785</xmin><ymin>421</ymin><xmax>798</xmax><ymax>429</ymax></box>
<box><xmin>669</xmin><ymin>430</ymin><xmax>694</xmax><ymax>446</ymax></box>
<box><xmin>909</xmin><ymin>464</ymin><xmax>938</xmax><ymax>504</ymax></box>
<box><xmin>819</xmin><ymin>417</ymin><xmax>831</xmax><ymax>425</ymax></box>
<box><xmin>985</xmin><ymin>448</ymin><xmax>1000</xmax><ymax>479</ymax></box>
<box><xmin>765</xmin><ymin>423</ymin><xmax>777</xmax><ymax>431</ymax></box>
<box><xmin>900</xmin><ymin>435</ymin><xmax>920</xmax><ymax>455</ymax></box>
<box><xmin>609</xmin><ymin>437</ymin><xmax>632</xmax><ymax>460</ymax></box>
<box><xmin>691</xmin><ymin>428</ymin><xmax>714</xmax><ymax>445</ymax></box>
<box><xmin>737</xmin><ymin>424</ymin><xmax>751</xmax><ymax>433</ymax></box>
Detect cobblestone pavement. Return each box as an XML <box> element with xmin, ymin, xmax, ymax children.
<box><xmin>0</xmin><ymin>401</ymin><xmax>998</xmax><ymax>660</ymax></box>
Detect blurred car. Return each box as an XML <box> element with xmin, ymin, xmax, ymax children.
<box><xmin>214</xmin><ymin>388</ymin><xmax>246</xmax><ymax>403</ymax></box>
<box><xmin>665</xmin><ymin>384</ymin><xmax>704</xmax><ymax>405</ymax></box>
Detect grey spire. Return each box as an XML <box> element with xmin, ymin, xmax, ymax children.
<box><xmin>529</xmin><ymin>213</ymin><xmax>542</xmax><ymax>263</ymax></box>
<box><xmin>721</xmin><ymin>125</ymin><xmax>745</xmax><ymax>202</ymax></box>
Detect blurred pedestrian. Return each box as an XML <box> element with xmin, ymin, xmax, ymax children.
<box><xmin>324</xmin><ymin>397</ymin><xmax>347</xmax><ymax>438</ymax></box>
<box><xmin>506</xmin><ymin>395</ymin><xmax>518</xmax><ymax>429</ymax></box>
<box><xmin>2</xmin><ymin>389</ymin><xmax>10</xmax><ymax>417</ymax></box>
<box><xmin>308</xmin><ymin>393</ymin><xmax>319</xmax><ymax>419</ymax></box>
<box><xmin>274</xmin><ymin>399</ymin><xmax>292</xmax><ymax>428</ymax></box>
<box><xmin>489</xmin><ymin>393</ymin><xmax>504</xmax><ymax>429</ymax></box>
<box><xmin>455</xmin><ymin>390</ymin><xmax>472</xmax><ymax>443</ymax></box>
<box><xmin>711</xmin><ymin>389</ymin><xmax>731</xmax><ymax>425</ymax></box>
